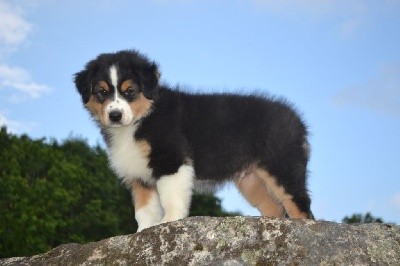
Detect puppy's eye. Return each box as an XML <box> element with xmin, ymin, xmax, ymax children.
<box><xmin>123</xmin><ymin>87</ymin><xmax>136</xmax><ymax>98</ymax></box>
<box><xmin>98</xmin><ymin>89</ymin><xmax>108</xmax><ymax>96</ymax></box>
<box><xmin>96</xmin><ymin>89</ymin><xmax>108</xmax><ymax>102</ymax></box>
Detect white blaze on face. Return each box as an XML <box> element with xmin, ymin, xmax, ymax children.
<box><xmin>109</xmin><ymin>65</ymin><xmax>118</xmax><ymax>89</ymax></box>
<box><xmin>105</xmin><ymin>65</ymin><xmax>134</xmax><ymax>126</ymax></box>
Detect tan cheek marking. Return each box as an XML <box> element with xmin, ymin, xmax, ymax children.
<box><xmin>255</xmin><ymin>168</ymin><xmax>308</xmax><ymax>219</ymax></box>
<box><xmin>131</xmin><ymin>181</ymin><xmax>155</xmax><ymax>210</ymax></box>
<box><xmin>234</xmin><ymin>171</ymin><xmax>285</xmax><ymax>217</ymax></box>
<box><xmin>84</xmin><ymin>96</ymin><xmax>110</xmax><ymax>125</ymax></box>
<box><xmin>130</xmin><ymin>93</ymin><xmax>153</xmax><ymax>118</ymax></box>
<box><xmin>85</xmin><ymin>96</ymin><xmax>103</xmax><ymax>118</ymax></box>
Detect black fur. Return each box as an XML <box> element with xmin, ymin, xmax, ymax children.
<box><xmin>136</xmin><ymin>89</ymin><xmax>312</xmax><ymax>214</ymax></box>
<box><xmin>74</xmin><ymin>50</ymin><xmax>159</xmax><ymax>102</ymax></box>
<box><xmin>74</xmin><ymin>50</ymin><xmax>313</xmax><ymax>218</ymax></box>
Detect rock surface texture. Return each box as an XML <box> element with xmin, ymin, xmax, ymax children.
<box><xmin>1</xmin><ymin>216</ymin><xmax>399</xmax><ymax>265</ymax></box>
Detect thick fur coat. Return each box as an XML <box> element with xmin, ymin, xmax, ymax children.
<box><xmin>74</xmin><ymin>50</ymin><xmax>313</xmax><ymax>231</ymax></box>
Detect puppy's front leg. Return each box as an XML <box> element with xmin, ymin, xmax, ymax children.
<box><xmin>156</xmin><ymin>165</ymin><xmax>194</xmax><ymax>224</ymax></box>
<box><xmin>131</xmin><ymin>180</ymin><xmax>163</xmax><ymax>232</ymax></box>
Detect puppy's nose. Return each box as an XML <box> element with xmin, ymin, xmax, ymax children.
<box><xmin>109</xmin><ymin>110</ymin><xmax>122</xmax><ymax>123</ymax></box>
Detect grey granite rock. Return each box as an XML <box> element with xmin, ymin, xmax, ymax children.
<box><xmin>1</xmin><ymin>216</ymin><xmax>399</xmax><ymax>265</ymax></box>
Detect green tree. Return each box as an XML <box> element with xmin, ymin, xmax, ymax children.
<box><xmin>342</xmin><ymin>212</ymin><xmax>384</xmax><ymax>224</ymax></box>
<box><xmin>0</xmin><ymin>126</ymin><xmax>237</xmax><ymax>258</ymax></box>
<box><xmin>190</xmin><ymin>194</ymin><xmax>241</xmax><ymax>217</ymax></box>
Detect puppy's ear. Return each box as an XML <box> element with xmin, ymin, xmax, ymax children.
<box><xmin>74</xmin><ymin>70</ymin><xmax>91</xmax><ymax>104</ymax></box>
<box><xmin>139</xmin><ymin>63</ymin><xmax>160</xmax><ymax>100</ymax></box>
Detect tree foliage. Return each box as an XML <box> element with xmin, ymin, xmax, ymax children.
<box><xmin>342</xmin><ymin>212</ymin><xmax>384</xmax><ymax>224</ymax></box>
<box><xmin>0</xmin><ymin>127</ymin><xmax>237</xmax><ymax>258</ymax></box>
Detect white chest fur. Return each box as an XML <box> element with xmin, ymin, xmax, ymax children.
<box><xmin>106</xmin><ymin>125</ymin><xmax>153</xmax><ymax>185</ymax></box>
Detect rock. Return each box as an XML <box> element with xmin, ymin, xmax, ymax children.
<box><xmin>1</xmin><ymin>216</ymin><xmax>399</xmax><ymax>265</ymax></box>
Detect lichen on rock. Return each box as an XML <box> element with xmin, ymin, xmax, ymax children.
<box><xmin>1</xmin><ymin>217</ymin><xmax>399</xmax><ymax>265</ymax></box>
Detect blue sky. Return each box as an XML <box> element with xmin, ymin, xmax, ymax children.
<box><xmin>1</xmin><ymin>0</ymin><xmax>399</xmax><ymax>224</ymax></box>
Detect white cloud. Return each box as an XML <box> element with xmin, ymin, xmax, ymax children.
<box><xmin>0</xmin><ymin>2</ymin><xmax>50</xmax><ymax>103</ymax></box>
<box><xmin>0</xmin><ymin>0</ymin><xmax>34</xmax><ymax>55</ymax></box>
<box><xmin>333</xmin><ymin>63</ymin><xmax>400</xmax><ymax>117</ymax></box>
<box><xmin>0</xmin><ymin>1</ymin><xmax>49</xmax><ymax>101</ymax></box>
<box><xmin>0</xmin><ymin>112</ymin><xmax>36</xmax><ymax>133</ymax></box>
<box><xmin>0</xmin><ymin>1</ymin><xmax>32</xmax><ymax>45</ymax></box>
<box><xmin>0</xmin><ymin>64</ymin><xmax>51</xmax><ymax>101</ymax></box>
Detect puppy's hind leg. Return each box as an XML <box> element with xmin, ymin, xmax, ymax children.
<box><xmin>255</xmin><ymin>168</ymin><xmax>312</xmax><ymax>219</ymax></box>
<box><xmin>234</xmin><ymin>171</ymin><xmax>285</xmax><ymax>217</ymax></box>
<box><xmin>131</xmin><ymin>180</ymin><xmax>164</xmax><ymax>232</ymax></box>
<box><xmin>156</xmin><ymin>164</ymin><xmax>195</xmax><ymax>224</ymax></box>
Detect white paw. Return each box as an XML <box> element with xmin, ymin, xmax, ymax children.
<box><xmin>137</xmin><ymin>223</ymin><xmax>157</xmax><ymax>232</ymax></box>
<box><xmin>153</xmin><ymin>219</ymin><xmax>168</xmax><ymax>227</ymax></box>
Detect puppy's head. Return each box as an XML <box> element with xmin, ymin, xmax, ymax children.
<box><xmin>74</xmin><ymin>50</ymin><xmax>160</xmax><ymax>127</ymax></box>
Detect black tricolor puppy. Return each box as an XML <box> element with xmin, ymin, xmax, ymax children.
<box><xmin>74</xmin><ymin>50</ymin><xmax>313</xmax><ymax>232</ymax></box>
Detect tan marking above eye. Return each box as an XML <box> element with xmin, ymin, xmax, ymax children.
<box><xmin>98</xmin><ymin>81</ymin><xmax>109</xmax><ymax>91</ymax></box>
<box><xmin>121</xmin><ymin>79</ymin><xmax>139</xmax><ymax>92</ymax></box>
